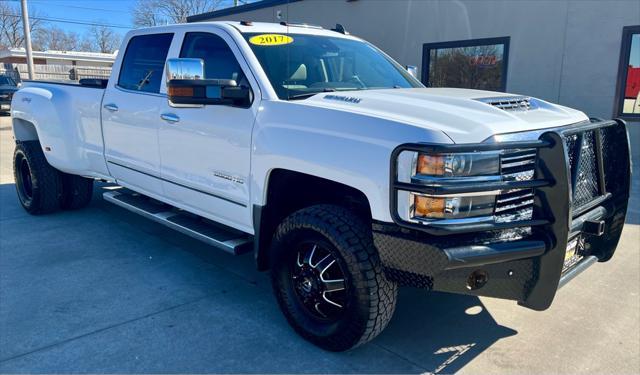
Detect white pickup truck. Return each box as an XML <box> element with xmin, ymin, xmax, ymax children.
<box><xmin>10</xmin><ymin>21</ymin><xmax>632</xmax><ymax>351</ymax></box>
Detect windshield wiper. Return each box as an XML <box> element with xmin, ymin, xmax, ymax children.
<box><xmin>287</xmin><ymin>88</ymin><xmax>336</xmax><ymax>101</ymax></box>
<box><xmin>351</xmin><ymin>75</ymin><xmax>367</xmax><ymax>89</ymax></box>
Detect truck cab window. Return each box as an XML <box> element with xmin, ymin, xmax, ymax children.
<box><xmin>180</xmin><ymin>32</ymin><xmax>246</xmax><ymax>84</ymax></box>
<box><xmin>118</xmin><ymin>33</ymin><xmax>173</xmax><ymax>93</ymax></box>
<box><xmin>244</xmin><ymin>33</ymin><xmax>420</xmax><ymax>100</ymax></box>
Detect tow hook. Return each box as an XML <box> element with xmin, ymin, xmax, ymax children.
<box><xmin>583</xmin><ymin>220</ymin><xmax>606</xmax><ymax>236</ymax></box>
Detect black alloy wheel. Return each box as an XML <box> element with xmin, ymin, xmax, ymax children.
<box><xmin>291</xmin><ymin>241</ymin><xmax>348</xmax><ymax>322</ymax></box>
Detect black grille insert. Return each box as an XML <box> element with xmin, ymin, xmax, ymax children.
<box><xmin>496</xmin><ymin>149</ymin><xmax>537</xmax><ymax>222</ymax></box>
<box><xmin>565</xmin><ymin>131</ymin><xmax>600</xmax><ymax>209</ymax></box>
<box><xmin>599</xmin><ymin>124</ymin><xmax>627</xmax><ymax>197</ymax></box>
<box><xmin>576</xmin><ymin>133</ymin><xmax>599</xmax><ymax>205</ymax></box>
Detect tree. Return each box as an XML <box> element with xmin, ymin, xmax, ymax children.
<box><xmin>133</xmin><ymin>1</ymin><xmax>165</xmax><ymax>28</ymax></box>
<box><xmin>428</xmin><ymin>44</ymin><xmax>504</xmax><ymax>91</ymax></box>
<box><xmin>132</xmin><ymin>0</ymin><xmax>225</xmax><ymax>27</ymax></box>
<box><xmin>0</xmin><ymin>2</ymin><xmax>45</xmax><ymax>49</ymax></box>
<box><xmin>78</xmin><ymin>36</ymin><xmax>94</xmax><ymax>53</ymax></box>
<box><xmin>33</xmin><ymin>27</ymin><xmax>80</xmax><ymax>51</ymax></box>
<box><xmin>89</xmin><ymin>25</ymin><xmax>120</xmax><ymax>53</ymax></box>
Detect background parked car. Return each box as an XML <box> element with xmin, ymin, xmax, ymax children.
<box><xmin>0</xmin><ymin>75</ymin><xmax>19</xmax><ymax>115</ymax></box>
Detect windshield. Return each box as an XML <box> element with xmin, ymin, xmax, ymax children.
<box><xmin>0</xmin><ymin>76</ymin><xmax>17</xmax><ymax>86</ymax></box>
<box><xmin>244</xmin><ymin>33</ymin><xmax>422</xmax><ymax>100</ymax></box>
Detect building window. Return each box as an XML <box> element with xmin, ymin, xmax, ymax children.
<box><xmin>615</xmin><ymin>25</ymin><xmax>640</xmax><ymax>119</ymax></box>
<box><xmin>422</xmin><ymin>37</ymin><xmax>510</xmax><ymax>92</ymax></box>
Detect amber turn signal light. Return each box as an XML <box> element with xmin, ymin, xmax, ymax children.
<box><xmin>417</xmin><ymin>154</ymin><xmax>445</xmax><ymax>176</ymax></box>
<box><xmin>168</xmin><ymin>86</ymin><xmax>194</xmax><ymax>97</ymax></box>
<box><xmin>414</xmin><ymin>195</ymin><xmax>446</xmax><ymax>219</ymax></box>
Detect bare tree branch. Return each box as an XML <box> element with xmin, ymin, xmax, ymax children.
<box><xmin>131</xmin><ymin>0</ymin><xmax>225</xmax><ymax>27</ymax></box>
<box><xmin>33</xmin><ymin>26</ymin><xmax>82</xmax><ymax>51</ymax></box>
<box><xmin>89</xmin><ymin>24</ymin><xmax>121</xmax><ymax>53</ymax></box>
<box><xmin>0</xmin><ymin>2</ymin><xmax>45</xmax><ymax>49</ymax></box>
<box><xmin>132</xmin><ymin>0</ymin><xmax>165</xmax><ymax>27</ymax></box>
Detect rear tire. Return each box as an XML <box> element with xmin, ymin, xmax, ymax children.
<box><xmin>60</xmin><ymin>173</ymin><xmax>93</xmax><ymax>210</ymax></box>
<box><xmin>13</xmin><ymin>141</ymin><xmax>62</xmax><ymax>215</ymax></box>
<box><xmin>270</xmin><ymin>204</ymin><xmax>398</xmax><ymax>351</ymax></box>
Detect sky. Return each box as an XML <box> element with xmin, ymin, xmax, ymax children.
<box><xmin>8</xmin><ymin>0</ymin><xmax>244</xmax><ymax>37</ymax></box>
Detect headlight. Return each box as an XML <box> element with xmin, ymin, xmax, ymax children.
<box><xmin>392</xmin><ymin>141</ymin><xmax>547</xmax><ymax>234</ymax></box>
<box><xmin>416</xmin><ymin>152</ymin><xmax>500</xmax><ymax>177</ymax></box>
<box><xmin>395</xmin><ymin>150</ymin><xmax>502</xmax><ymax>222</ymax></box>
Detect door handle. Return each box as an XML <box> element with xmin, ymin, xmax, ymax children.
<box><xmin>161</xmin><ymin>113</ymin><xmax>180</xmax><ymax>124</ymax></box>
<box><xmin>103</xmin><ymin>103</ymin><xmax>118</xmax><ymax>112</ymax></box>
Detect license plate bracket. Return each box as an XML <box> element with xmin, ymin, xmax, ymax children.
<box><xmin>563</xmin><ymin>237</ymin><xmax>584</xmax><ymax>273</ymax></box>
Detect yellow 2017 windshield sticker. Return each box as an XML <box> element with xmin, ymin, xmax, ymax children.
<box><xmin>249</xmin><ymin>34</ymin><xmax>294</xmax><ymax>46</ymax></box>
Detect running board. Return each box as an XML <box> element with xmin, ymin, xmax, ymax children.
<box><xmin>103</xmin><ymin>190</ymin><xmax>253</xmax><ymax>255</ymax></box>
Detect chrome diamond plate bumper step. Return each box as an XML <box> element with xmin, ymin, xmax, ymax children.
<box><xmin>103</xmin><ymin>190</ymin><xmax>252</xmax><ymax>255</ymax></box>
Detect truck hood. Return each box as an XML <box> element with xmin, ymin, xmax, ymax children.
<box><xmin>301</xmin><ymin>88</ymin><xmax>589</xmax><ymax>143</ymax></box>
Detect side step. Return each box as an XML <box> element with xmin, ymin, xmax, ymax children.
<box><xmin>103</xmin><ymin>190</ymin><xmax>253</xmax><ymax>255</ymax></box>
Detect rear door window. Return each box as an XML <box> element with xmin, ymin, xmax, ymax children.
<box><xmin>118</xmin><ymin>33</ymin><xmax>173</xmax><ymax>93</ymax></box>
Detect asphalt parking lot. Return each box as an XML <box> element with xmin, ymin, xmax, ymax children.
<box><xmin>0</xmin><ymin>114</ymin><xmax>638</xmax><ymax>374</ymax></box>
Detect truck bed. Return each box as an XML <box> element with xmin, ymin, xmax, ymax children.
<box><xmin>11</xmin><ymin>80</ymin><xmax>110</xmax><ymax>178</ymax></box>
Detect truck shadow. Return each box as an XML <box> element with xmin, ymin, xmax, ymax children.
<box><xmin>377</xmin><ymin>288</ymin><xmax>517</xmax><ymax>373</ymax></box>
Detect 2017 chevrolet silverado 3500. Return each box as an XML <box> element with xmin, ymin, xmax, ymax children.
<box><xmin>10</xmin><ymin>22</ymin><xmax>631</xmax><ymax>351</ymax></box>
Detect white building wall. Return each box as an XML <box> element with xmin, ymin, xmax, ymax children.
<box><xmin>44</xmin><ymin>58</ymin><xmax>112</xmax><ymax>67</ymax></box>
<box><xmin>197</xmin><ymin>0</ymin><xmax>640</xmax><ymax>120</ymax></box>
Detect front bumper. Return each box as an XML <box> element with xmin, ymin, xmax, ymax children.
<box><xmin>375</xmin><ymin>119</ymin><xmax>631</xmax><ymax>310</ymax></box>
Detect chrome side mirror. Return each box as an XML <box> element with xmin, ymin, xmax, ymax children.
<box><xmin>166</xmin><ymin>58</ymin><xmax>204</xmax><ymax>81</ymax></box>
<box><xmin>405</xmin><ymin>65</ymin><xmax>418</xmax><ymax>79</ymax></box>
<box><xmin>165</xmin><ymin>58</ymin><xmax>252</xmax><ymax>107</ymax></box>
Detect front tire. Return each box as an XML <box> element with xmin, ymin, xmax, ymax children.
<box><xmin>270</xmin><ymin>204</ymin><xmax>398</xmax><ymax>351</ymax></box>
<box><xmin>13</xmin><ymin>141</ymin><xmax>62</xmax><ymax>215</ymax></box>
